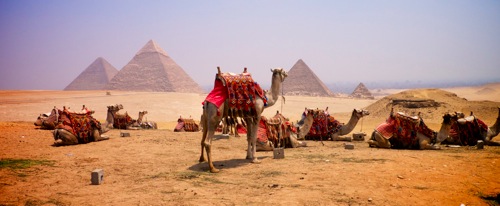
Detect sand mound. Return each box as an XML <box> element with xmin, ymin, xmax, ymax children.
<box><xmin>476</xmin><ymin>87</ymin><xmax>497</xmax><ymax>95</ymax></box>
<box><xmin>365</xmin><ymin>88</ymin><xmax>500</xmax><ymax>124</ymax></box>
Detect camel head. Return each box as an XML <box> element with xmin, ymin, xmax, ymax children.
<box><xmin>270</xmin><ymin>68</ymin><xmax>288</xmax><ymax>82</ymax></box>
<box><xmin>353</xmin><ymin>109</ymin><xmax>370</xmax><ymax>119</ymax></box>
<box><xmin>436</xmin><ymin>113</ymin><xmax>458</xmax><ymax>143</ymax></box>
<box><xmin>107</xmin><ymin>104</ymin><xmax>123</xmax><ymax>113</ymax></box>
<box><xmin>34</xmin><ymin>114</ymin><xmax>45</xmax><ymax>126</ymax></box>
<box><xmin>139</xmin><ymin>111</ymin><xmax>148</xmax><ymax>116</ymax></box>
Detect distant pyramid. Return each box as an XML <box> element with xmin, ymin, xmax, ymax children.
<box><xmin>350</xmin><ymin>83</ymin><xmax>374</xmax><ymax>99</ymax></box>
<box><xmin>282</xmin><ymin>59</ymin><xmax>334</xmax><ymax>97</ymax></box>
<box><xmin>64</xmin><ymin>57</ymin><xmax>118</xmax><ymax>90</ymax></box>
<box><xmin>105</xmin><ymin>40</ymin><xmax>204</xmax><ymax>93</ymax></box>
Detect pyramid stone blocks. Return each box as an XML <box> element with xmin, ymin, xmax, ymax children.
<box><xmin>64</xmin><ymin>57</ymin><xmax>118</xmax><ymax>90</ymax></box>
<box><xmin>282</xmin><ymin>59</ymin><xmax>334</xmax><ymax>97</ymax></box>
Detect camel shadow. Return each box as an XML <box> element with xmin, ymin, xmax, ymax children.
<box><xmin>189</xmin><ymin>156</ymin><xmax>269</xmax><ymax>172</ymax></box>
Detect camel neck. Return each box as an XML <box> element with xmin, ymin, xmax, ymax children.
<box><xmin>339</xmin><ymin>111</ymin><xmax>360</xmax><ymax>135</ymax></box>
<box><xmin>265</xmin><ymin>73</ymin><xmax>282</xmax><ymax>107</ymax></box>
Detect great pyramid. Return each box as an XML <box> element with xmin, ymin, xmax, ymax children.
<box><xmin>282</xmin><ymin>59</ymin><xmax>334</xmax><ymax>97</ymax></box>
<box><xmin>105</xmin><ymin>40</ymin><xmax>204</xmax><ymax>93</ymax></box>
<box><xmin>64</xmin><ymin>57</ymin><xmax>118</xmax><ymax>90</ymax></box>
<box><xmin>350</xmin><ymin>82</ymin><xmax>374</xmax><ymax>99</ymax></box>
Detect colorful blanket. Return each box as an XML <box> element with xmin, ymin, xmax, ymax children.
<box><xmin>257</xmin><ymin>113</ymin><xmax>296</xmax><ymax>148</ymax></box>
<box><xmin>449</xmin><ymin>117</ymin><xmax>487</xmax><ymax>146</ymax></box>
<box><xmin>56</xmin><ymin>109</ymin><xmax>101</xmax><ymax>144</ymax></box>
<box><xmin>174</xmin><ymin>118</ymin><xmax>199</xmax><ymax>132</ymax></box>
<box><xmin>375</xmin><ymin>112</ymin><xmax>436</xmax><ymax>148</ymax></box>
<box><xmin>305</xmin><ymin>110</ymin><xmax>342</xmax><ymax>140</ymax></box>
<box><xmin>205</xmin><ymin>72</ymin><xmax>266</xmax><ymax>120</ymax></box>
<box><xmin>113</xmin><ymin>112</ymin><xmax>133</xmax><ymax>129</ymax></box>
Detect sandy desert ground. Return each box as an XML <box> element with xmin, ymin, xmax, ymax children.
<box><xmin>1</xmin><ymin>85</ymin><xmax>500</xmax><ymax>205</ymax></box>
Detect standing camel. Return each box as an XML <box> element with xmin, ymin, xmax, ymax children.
<box><xmin>199</xmin><ymin>67</ymin><xmax>288</xmax><ymax>173</ymax></box>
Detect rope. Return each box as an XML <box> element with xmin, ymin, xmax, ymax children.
<box><xmin>360</xmin><ymin>117</ymin><xmax>364</xmax><ymax>132</ymax></box>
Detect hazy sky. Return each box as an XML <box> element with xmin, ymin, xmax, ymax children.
<box><xmin>1</xmin><ymin>0</ymin><xmax>499</xmax><ymax>90</ymax></box>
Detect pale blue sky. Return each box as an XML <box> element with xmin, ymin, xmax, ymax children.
<box><xmin>1</xmin><ymin>0</ymin><xmax>499</xmax><ymax>90</ymax></box>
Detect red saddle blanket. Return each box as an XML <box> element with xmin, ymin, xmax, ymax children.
<box><xmin>56</xmin><ymin>109</ymin><xmax>101</xmax><ymax>144</ymax></box>
<box><xmin>257</xmin><ymin>114</ymin><xmax>295</xmax><ymax>147</ymax></box>
<box><xmin>449</xmin><ymin>117</ymin><xmax>487</xmax><ymax>146</ymax></box>
<box><xmin>113</xmin><ymin>113</ymin><xmax>133</xmax><ymax>129</ymax></box>
<box><xmin>306</xmin><ymin>110</ymin><xmax>342</xmax><ymax>139</ymax></box>
<box><xmin>175</xmin><ymin>118</ymin><xmax>199</xmax><ymax>132</ymax></box>
<box><xmin>375</xmin><ymin>112</ymin><xmax>435</xmax><ymax>148</ymax></box>
<box><xmin>205</xmin><ymin>72</ymin><xmax>266</xmax><ymax>118</ymax></box>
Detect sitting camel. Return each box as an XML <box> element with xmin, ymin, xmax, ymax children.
<box><xmin>135</xmin><ymin>111</ymin><xmax>158</xmax><ymax>129</ymax></box>
<box><xmin>303</xmin><ymin>108</ymin><xmax>370</xmax><ymax>141</ymax></box>
<box><xmin>256</xmin><ymin>111</ymin><xmax>312</xmax><ymax>151</ymax></box>
<box><xmin>440</xmin><ymin>108</ymin><xmax>500</xmax><ymax>146</ymax></box>
<box><xmin>367</xmin><ymin>108</ymin><xmax>452</xmax><ymax>150</ymax></box>
<box><xmin>53</xmin><ymin>106</ymin><xmax>109</xmax><ymax>146</ymax></box>
<box><xmin>200</xmin><ymin>67</ymin><xmax>288</xmax><ymax>173</ymax></box>
<box><xmin>174</xmin><ymin>116</ymin><xmax>199</xmax><ymax>132</ymax></box>
<box><xmin>103</xmin><ymin>104</ymin><xmax>140</xmax><ymax>130</ymax></box>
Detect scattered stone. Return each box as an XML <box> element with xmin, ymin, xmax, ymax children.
<box><xmin>344</xmin><ymin>143</ymin><xmax>354</xmax><ymax>149</ymax></box>
<box><xmin>397</xmin><ymin>175</ymin><xmax>404</xmax><ymax>179</ymax></box>
<box><xmin>368</xmin><ymin>198</ymin><xmax>373</xmax><ymax>202</ymax></box>
<box><xmin>352</xmin><ymin>132</ymin><xmax>366</xmax><ymax>141</ymax></box>
<box><xmin>91</xmin><ymin>169</ymin><xmax>104</xmax><ymax>185</ymax></box>
<box><xmin>477</xmin><ymin>140</ymin><xmax>484</xmax><ymax>149</ymax></box>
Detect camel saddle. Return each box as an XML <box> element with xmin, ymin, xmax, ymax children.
<box><xmin>450</xmin><ymin>115</ymin><xmax>487</xmax><ymax>146</ymax></box>
<box><xmin>113</xmin><ymin>112</ymin><xmax>133</xmax><ymax>129</ymax></box>
<box><xmin>205</xmin><ymin>71</ymin><xmax>266</xmax><ymax>121</ymax></box>
<box><xmin>305</xmin><ymin>109</ymin><xmax>342</xmax><ymax>140</ymax></box>
<box><xmin>257</xmin><ymin>114</ymin><xmax>296</xmax><ymax>148</ymax></box>
<box><xmin>257</xmin><ymin>116</ymin><xmax>282</xmax><ymax>147</ymax></box>
<box><xmin>375</xmin><ymin>112</ymin><xmax>436</xmax><ymax>149</ymax></box>
<box><xmin>55</xmin><ymin>109</ymin><xmax>101</xmax><ymax>144</ymax></box>
<box><xmin>175</xmin><ymin>118</ymin><xmax>199</xmax><ymax>132</ymax></box>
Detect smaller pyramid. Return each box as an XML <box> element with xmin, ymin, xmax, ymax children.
<box><xmin>64</xmin><ymin>57</ymin><xmax>118</xmax><ymax>90</ymax></box>
<box><xmin>282</xmin><ymin>59</ymin><xmax>334</xmax><ymax>97</ymax></box>
<box><xmin>349</xmin><ymin>83</ymin><xmax>374</xmax><ymax>99</ymax></box>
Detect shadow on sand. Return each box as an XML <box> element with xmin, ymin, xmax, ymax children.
<box><xmin>189</xmin><ymin>156</ymin><xmax>269</xmax><ymax>172</ymax></box>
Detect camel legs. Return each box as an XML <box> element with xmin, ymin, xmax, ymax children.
<box><xmin>199</xmin><ymin>103</ymin><xmax>221</xmax><ymax>173</ymax></box>
<box><xmin>418</xmin><ymin>135</ymin><xmax>440</xmax><ymax>150</ymax></box>
<box><xmin>245</xmin><ymin>117</ymin><xmax>260</xmax><ymax>163</ymax></box>
<box><xmin>367</xmin><ymin>130</ymin><xmax>391</xmax><ymax>148</ymax></box>
<box><xmin>94</xmin><ymin>129</ymin><xmax>109</xmax><ymax>141</ymax></box>
<box><xmin>484</xmin><ymin>136</ymin><xmax>500</xmax><ymax>146</ymax></box>
<box><xmin>331</xmin><ymin>133</ymin><xmax>352</xmax><ymax>141</ymax></box>
<box><xmin>53</xmin><ymin>129</ymin><xmax>79</xmax><ymax>146</ymax></box>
